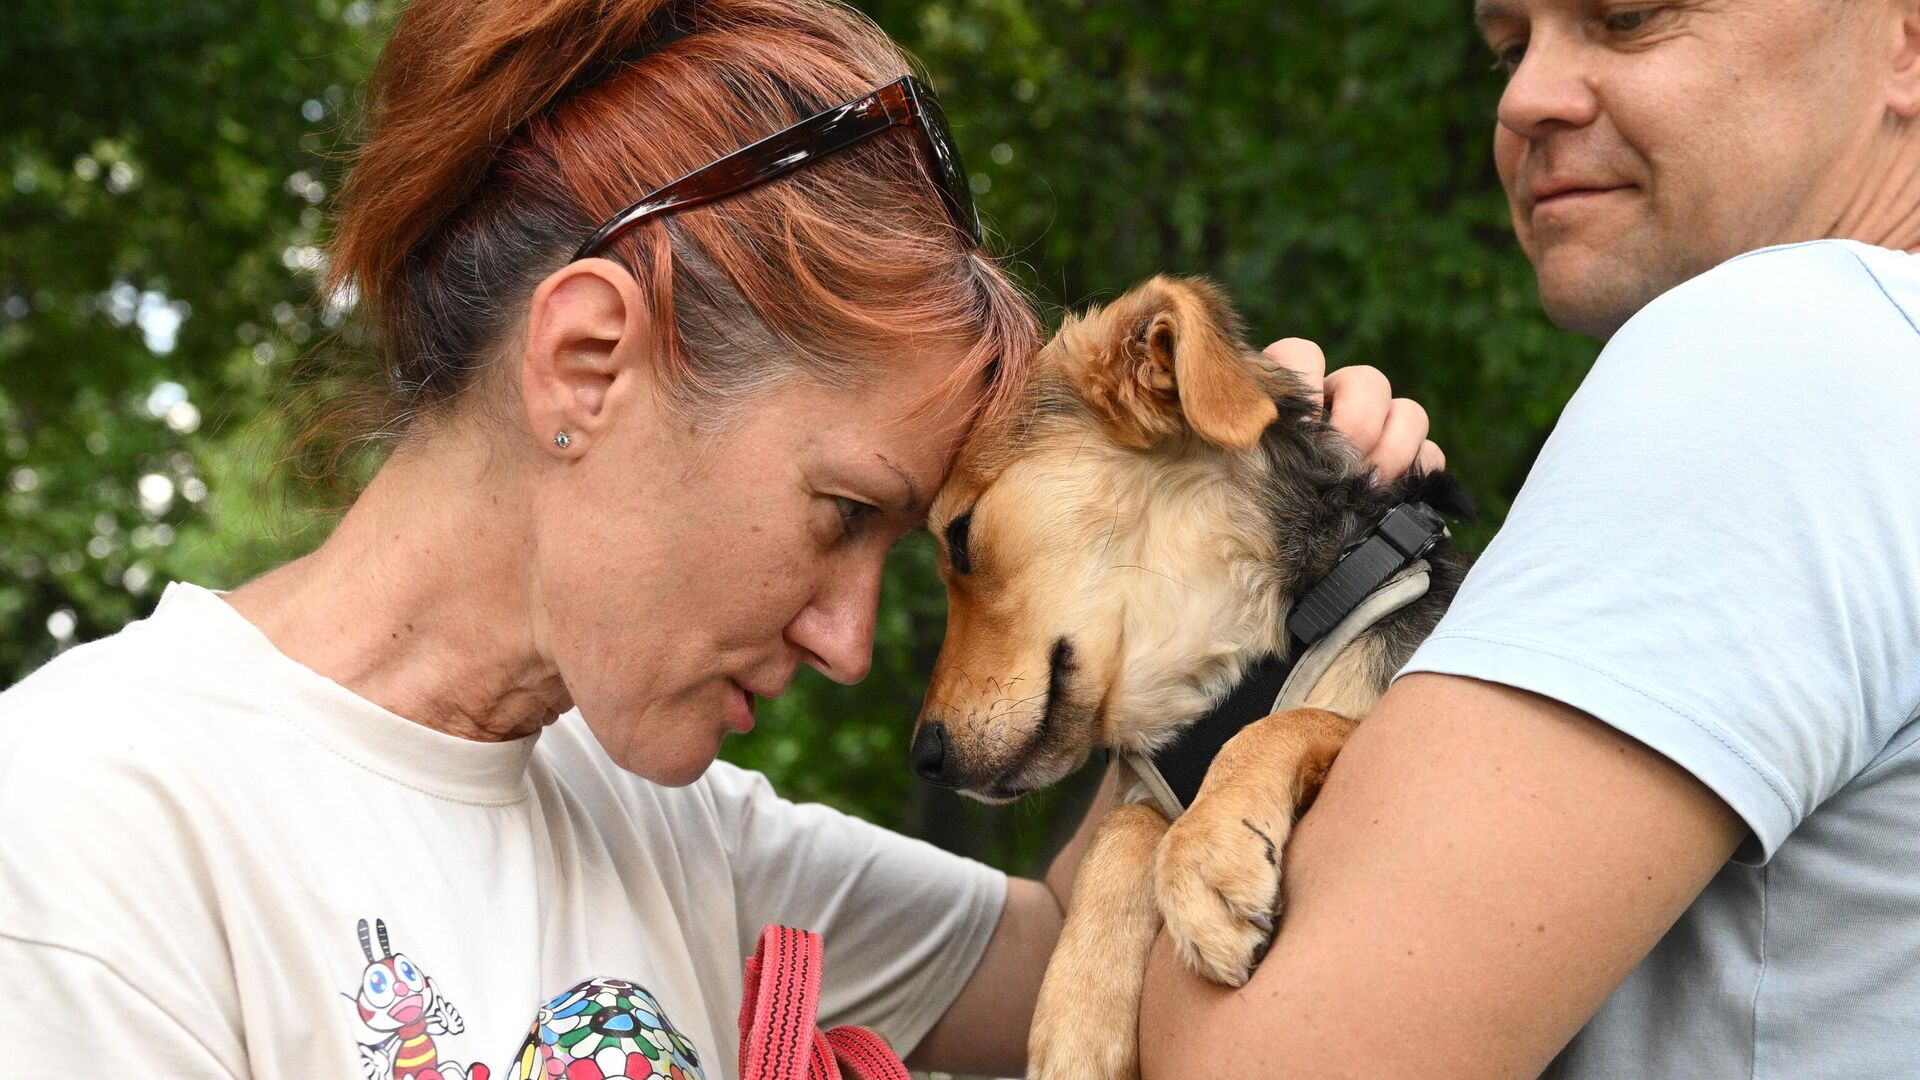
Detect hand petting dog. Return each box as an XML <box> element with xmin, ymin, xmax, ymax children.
<box><xmin>1263</xmin><ymin>336</ymin><xmax>1445</xmax><ymax>481</ymax></box>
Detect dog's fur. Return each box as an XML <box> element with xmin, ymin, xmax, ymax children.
<box><xmin>914</xmin><ymin>276</ymin><xmax>1471</xmax><ymax>1080</ymax></box>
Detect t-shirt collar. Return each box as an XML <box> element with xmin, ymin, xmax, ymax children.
<box><xmin>155</xmin><ymin>581</ymin><xmax>540</xmax><ymax>804</ymax></box>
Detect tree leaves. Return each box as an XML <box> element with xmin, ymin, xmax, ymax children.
<box><xmin>2</xmin><ymin>0</ymin><xmax>1596</xmax><ymax>873</ymax></box>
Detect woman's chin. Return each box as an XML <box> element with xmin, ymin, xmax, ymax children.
<box><xmin>651</xmin><ymin>756</ymin><xmax>719</xmax><ymax>787</ymax></box>
<box><xmin>581</xmin><ymin>706</ymin><xmax>726</xmax><ymax>787</ymax></box>
<box><xmin>636</xmin><ymin>721</ymin><xmax>728</xmax><ymax>785</ymax></box>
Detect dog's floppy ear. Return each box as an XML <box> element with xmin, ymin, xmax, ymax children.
<box><xmin>1065</xmin><ymin>276</ymin><xmax>1279</xmax><ymax>450</ymax></box>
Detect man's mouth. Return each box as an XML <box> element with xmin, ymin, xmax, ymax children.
<box><xmin>1528</xmin><ymin>182</ymin><xmax>1631</xmax><ymax>211</ymax></box>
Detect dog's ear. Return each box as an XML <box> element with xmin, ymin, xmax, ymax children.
<box><xmin>1064</xmin><ymin>276</ymin><xmax>1279</xmax><ymax>450</ymax></box>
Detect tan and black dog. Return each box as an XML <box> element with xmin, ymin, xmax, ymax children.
<box><xmin>911</xmin><ymin>276</ymin><xmax>1470</xmax><ymax>1080</ymax></box>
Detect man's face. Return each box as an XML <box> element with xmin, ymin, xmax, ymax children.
<box><xmin>1481</xmin><ymin>0</ymin><xmax>1896</xmax><ymax>338</ymax></box>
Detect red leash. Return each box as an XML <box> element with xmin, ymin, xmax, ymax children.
<box><xmin>738</xmin><ymin>926</ymin><xmax>912</xmax><ymax>1080</ymax></box>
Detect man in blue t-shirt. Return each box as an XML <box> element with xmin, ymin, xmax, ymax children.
<box><xmin>1140</xmin><ymin>2</ymin><xmax>1920</xmax><ymax>1078</ymax></box>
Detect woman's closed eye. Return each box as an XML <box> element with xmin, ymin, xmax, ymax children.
<box><xmin>834</xmin><ymin>495</ymin><xmax>882</xmax><ymax>540</ymax></box>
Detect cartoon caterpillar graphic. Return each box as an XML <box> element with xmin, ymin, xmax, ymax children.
<box><xmin>348</xmin><ymin>918</ymin><xmax>490</xmax><ymax>1080</ymax></box>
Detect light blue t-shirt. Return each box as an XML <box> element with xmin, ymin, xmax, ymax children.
<box><xmin>1402</xmin><ymin>239</ymin><xmax>1920</xmax><ymax>1078</ymax></box>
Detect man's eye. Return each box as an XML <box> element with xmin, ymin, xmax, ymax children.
<box><xmin>944</xmin><ymin>510</ymin><xmax>973</xmax><ymax>575</ymax></box>
<box><xmin>835</xmin><ymin>496</ymin><xmax>879</xmax><ymax>539</ymax></box>
<box><xmin>1602</xmin><ymin>7</ymin><xmax>1661</xmax><ymax>35</ymax></box>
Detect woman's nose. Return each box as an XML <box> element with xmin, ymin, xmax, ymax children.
<box><xmin>786</xmin><ymin>565</ymin><xmax>880</xmax><ymax>685</ymax></box>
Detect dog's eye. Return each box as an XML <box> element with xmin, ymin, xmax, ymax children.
<box><xmin>944</xmin><ymin>510</ymin><xmax>974</xmax><ymax>575</ymax></box>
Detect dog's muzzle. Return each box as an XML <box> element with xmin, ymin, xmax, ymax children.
<box><xmin>912</xmin><ymin>637</ymin><xmax>1078</xmax><ymax>797</ymax></box>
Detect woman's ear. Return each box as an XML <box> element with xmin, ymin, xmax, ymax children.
<box><xmin>520</xmin><ymin>258</ymin><xmax>653</xmax><ymax>455</ymax></box>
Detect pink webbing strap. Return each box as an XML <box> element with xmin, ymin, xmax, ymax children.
<box><xmin>738</xmin><ymin>925</ymin><xmax>911</xmax><ymax>1080</ymax></box>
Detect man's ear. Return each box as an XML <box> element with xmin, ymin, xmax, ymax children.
<box><xmin>1063</xmin><ymin>276</ymin><xmax>1279</xmax><ymax>450</ymax></box>
<box><xmin>1890</xmin><ymin>0</ymin><xmax>1920</xmax><ymax>118</ymax></box>
<box><xmin>519</xmin><ymin>258</ymin><xmax>652</xmax><ymax>455</ymax></box>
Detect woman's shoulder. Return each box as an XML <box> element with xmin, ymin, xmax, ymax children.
<box><xmin>0</xmin><ymin>585</ymin><xmax>318</xmax><ymax>844</ymax></box>
<box><xmin>2</xmin><ymin>584</ymin><xmax>267</xmax><ymax>760</ymax></box>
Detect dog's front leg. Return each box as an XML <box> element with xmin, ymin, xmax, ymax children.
<box><xmin>1152</xmin><ymin>707</ymin><xmax>1358</xmax><ymax>986</ymax></box>
<box><xmin>1029</xmin><ymin>801</ymin><xmax>1169</xmax><ymax>1080</ymax></box>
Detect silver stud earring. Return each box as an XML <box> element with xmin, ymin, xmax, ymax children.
<box><xmin>553</xmin><ymin>431</ymin><xmax>572</xmax><ymax>449</ymax></box>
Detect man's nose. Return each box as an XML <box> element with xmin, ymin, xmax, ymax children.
<box><xmin>910</xmin><ymin>720</ymin><xmax>960</xmax><ymax>787</ymax></box>
<box><xmin>1497</xmin><ymin>34</ymin><xmax>1602</xmax><ymax>141</ymax></box>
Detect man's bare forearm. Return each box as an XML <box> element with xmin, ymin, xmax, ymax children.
<box><xmin>1138</xmin><ymin>674</ymin><xmax>1743</xmax><ymax>1078</ymax></box>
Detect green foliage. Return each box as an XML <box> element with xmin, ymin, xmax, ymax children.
<box><xmin>2</xmin><ymin>0</ymin><xmax>373</xmax><ymax>675</ymax></box>
<box><xmin>1</xmin><ymin>0</ymin><xmax>1596</xmax><ymax>876</ymax></box>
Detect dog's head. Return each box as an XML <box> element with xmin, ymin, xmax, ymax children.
<box><xmin>911</xmin><ymin>276</ymin><xmax>1353</xmax><ymax>801</ymax></box>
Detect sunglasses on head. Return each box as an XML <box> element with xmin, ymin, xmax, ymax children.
<box><xmin>572</xmin><ymin>74</ymin><xmax>982</xmax><ymax>261</ymax></box>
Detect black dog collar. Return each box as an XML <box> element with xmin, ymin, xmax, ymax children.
<box><xmin>1134</xmin><ymin>501</ymin><xmax>1449</xmax><ymax>814</ymax></box>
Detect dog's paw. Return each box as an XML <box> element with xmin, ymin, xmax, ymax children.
<box><xmin>1152</xmin><ymin>805</ymin><xmax>1284</xmax><ymax>987</ymax></box>
<box><xmin>1028</xmin><ymin>1014</ymin><xmax>1137</xmax><ymax>1080</ymax></box>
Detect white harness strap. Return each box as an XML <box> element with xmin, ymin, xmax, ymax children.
<box><xmin>1119</xmin><ymin>561</ymin><xmax>1432</xmax><ymax>821</ymax></box>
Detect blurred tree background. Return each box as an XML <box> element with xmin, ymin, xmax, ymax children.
<box><xmin>2</xmin><ymin>0</ymin><xmax>1596</xmax><ymax>877</ymax></box>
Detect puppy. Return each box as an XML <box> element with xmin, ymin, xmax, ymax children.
<box><xmin>911</xmin><ymin>276</ymin><xmax>1470</xmax><ymax>1080</ymax></box>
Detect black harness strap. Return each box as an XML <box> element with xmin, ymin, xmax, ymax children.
<box><xmin>1287</xmin><ymin>501</ymin><xmax>1450</xmax><ymax>644</ymax></box>
<box><xmin>1140</xmin><ymin>502</ymin><xmax>1449</xmax><ymax>811</ymax></box>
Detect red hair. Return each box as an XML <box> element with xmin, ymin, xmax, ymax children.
<box><xmin>307</xmin><ymin>0</ymin><xmax>1036</xmax><ymax>483</ymax></box>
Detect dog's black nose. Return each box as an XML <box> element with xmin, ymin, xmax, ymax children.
<box><xmin>910</xmin><ymin>721</ymin><xmax>959</xmax><ymax>787</ymax></box>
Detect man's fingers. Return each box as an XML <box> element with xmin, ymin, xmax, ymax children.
<box><xmin>1263</xmin><ymin>346</ymin><xmax>1447</xmax><ymax>482</ymax></box>
<box><xmin>1264</xmin><ymin>338</ymin><xmax>1327</xmax><ymax>411</ymax></box>
<box><xmin>1324</xmin><ymin>365</ymin><xmax>1392</xmax><ymax>454</ymax></box>
<box><xmin>1367</xmin><ymin>397</ymin><xmax>1431</xmax><ymax>482</ymax></box>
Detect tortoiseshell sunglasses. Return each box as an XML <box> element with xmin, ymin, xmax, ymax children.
<box><xmin>572</xmin><ymin>75</ymin><xmax>982</xmax><ymax>261</ymax></box>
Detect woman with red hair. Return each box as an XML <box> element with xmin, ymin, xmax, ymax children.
<box><xmin>0</xmin><ymin>1</ymin><xmax>1434</xmax><ymax>1075</ymax></box>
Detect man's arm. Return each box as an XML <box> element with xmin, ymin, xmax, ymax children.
<box><xmin>1140</xmin><ymin>672</ymin><xmax>1743</xmax><ymax>1079</ymax></box>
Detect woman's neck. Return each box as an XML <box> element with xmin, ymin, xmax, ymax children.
<box><xmin>225</xmin><ymin>433</ymin><xmax>571</xmax><ymax>742</ymax></box>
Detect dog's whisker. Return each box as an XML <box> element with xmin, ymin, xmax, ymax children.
<box><xmin>1096</xmin><ymin>509</ymin><xmax>1121</xmax><ymax>565</ymax></box>
<box><xmin>1107</xmin><ymin>563</ymin><xmax>1195</xmax><ymax>590</ymax></box>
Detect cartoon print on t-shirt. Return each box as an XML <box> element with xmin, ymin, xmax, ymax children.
<box><xmin>505</xmin><ymin>977</ymin><xmax>706</xmax><ymax>1080</ymax></box>
<box><xmin>346</xmin><ymin>918</ymin><xmax>490</xmax><ymax>1080</ymax></box>
<box><xmin>343</xmin><ymin>919</ymin><xmax>705</xmax><ymax>1080</ymax></box>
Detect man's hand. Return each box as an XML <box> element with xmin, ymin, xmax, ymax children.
<box><xmin>1138</xmin><ymin>674</ymin><xmax>1744</xmax><ymax>1079</ymax></box>
<box><xmin>1266</xmin><ymin>338</ymin><xmax>1446</xmax><ymax>480</ymax></box>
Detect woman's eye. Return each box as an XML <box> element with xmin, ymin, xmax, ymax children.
<box><xmin>944</xmin><ymin>510</ymin><xmax>973</xmax><ymax>575</ymax></box>
<box><xmin>835</xmin><ymin>496</ymin><xmax>879</xmax><ymax>539</ymax></box>
<box><xmin>1493</xmin><ymin>40</ymin><xmax>1527</xmax><ymax>72</ymax></box>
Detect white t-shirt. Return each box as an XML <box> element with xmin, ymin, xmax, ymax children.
<box><xmin>0</xmin><ymin>582</ymin><xmax>1006</xmax><ymax>1080</ymax></box>
<box><xmin>1402</xmin><ymin>240</ymin><xmax>1920</xmax><ymax>1078</ymax></box>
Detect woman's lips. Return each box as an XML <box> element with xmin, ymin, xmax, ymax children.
<box><xmin>727</xmin><ymin>680</ymin><xmax>756</xmax><ymax>734</ymax></box>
